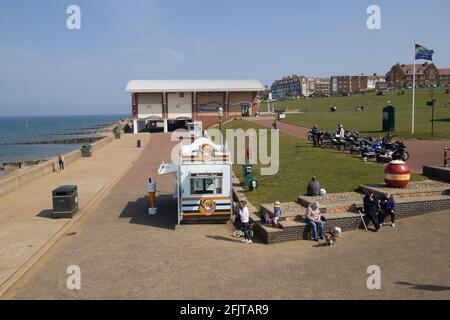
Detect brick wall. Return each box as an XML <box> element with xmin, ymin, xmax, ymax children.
<box><xmin>258</xmin><ymin>198</ymin><xmax>450</xmax><ymax>245</ymax></box>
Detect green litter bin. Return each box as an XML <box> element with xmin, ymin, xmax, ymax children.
<box><xmin>81</xmin><ymin>145</ymin><xmax>92</xmax><ymax>157</ymax></box>
<box><xmin>382</xmin><ymin>104</ymin><xmax>396</xmax><ymax>132</ymax></box>
<box><xmin>115</xmin><ymin>132</ymin><xmax>121</xmax><ymax>139</ymax></box>
<box><xmin>52</xmin><ymin>185</ymin><xmax>79</xmax><ymax>219</ymax></box>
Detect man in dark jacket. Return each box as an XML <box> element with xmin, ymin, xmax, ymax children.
<box><xmin>306</xmin><ymin>176</ymin><xmax>321</xmax><ymax>196</ymax></box>
<box><xmin>380</xmin><ymin>192</ymin><xmax>396</xmax><ymax>227</ymax></box>
<box><xmin>311</xmin><ymin>124</ymin><xmax>319</xmax><ymax>147</ymax></box>
<box><xmin>363</xmin><ymin>191</ymin><xmax>380</xmax><ymax>231</ymax></box>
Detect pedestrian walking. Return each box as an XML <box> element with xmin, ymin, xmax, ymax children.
<box><xmin>58</xmin><ymin>153</ymin><xmax>65</xmax><ymax>172</ymax></box>
<box><xmin>272</xmin><ymin>120</ymin><xmax>278</xmax><ymax>130</ymax></box>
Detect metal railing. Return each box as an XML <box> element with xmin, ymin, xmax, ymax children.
<box><xmin>445</xmin><ymin>148</ymin><xmax>450</xmax><ymax>167</ymax></box>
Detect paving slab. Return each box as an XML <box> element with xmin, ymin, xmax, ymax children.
<box><xmin>2</xmin><ymin>133</ymin><xmax>449</xmax><ymax>300</ymax></box>
<box><xmin>0</xmin><ymin>133</ymin><xmax>149</xmax><ymax>295</ymax></box>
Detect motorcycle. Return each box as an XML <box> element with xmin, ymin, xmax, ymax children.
<box><xmin>361</xmin><ymin>139</ymin><xmax>383</xmax><ymax>160</ymax></box>
<box><xmin>376</xmin><ymin>141</ymin><xmax>409</xmax><ymax>163</ymax></box>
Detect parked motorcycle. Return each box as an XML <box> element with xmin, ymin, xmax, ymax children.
<box><xmin>376</xmin><ymin>141</ymin><xmax>409</xmax><ymax>163</ymax></box>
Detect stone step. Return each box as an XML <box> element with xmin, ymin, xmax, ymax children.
<box><xmin>298</xmin><ymin>192</ymin><xmax>363</xmax><ymax>214</ymax></box>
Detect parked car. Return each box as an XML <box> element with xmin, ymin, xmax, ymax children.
<box><xmin>376</xmin><ymin>91</ymin><xmax>385</xmax><ymax>96</ymax></box>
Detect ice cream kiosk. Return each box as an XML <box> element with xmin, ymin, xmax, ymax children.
<box><xmin>158</xmin><ymin>137</ymin><xmax>232</xmax><ymax>224</ymax></box>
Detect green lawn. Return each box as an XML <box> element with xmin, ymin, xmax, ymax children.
<box><xmin>222</xmin><ymin>120</ymin><xmax>426</xmax><ymax>208</ymax></box>
<box><xmin>267</xmin><ymin>88</ymin><xmax>450</xmax><ymax>140</ymax></box>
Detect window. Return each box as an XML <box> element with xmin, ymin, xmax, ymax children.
<box><xmin>190</xmin><ymin>173</ymin><xmax>223</xmax><ymax>195</ymax></box>
<box><xmin>179</xmin><ymin>93</ymin><xmax>185</xmax><ymax>98</ymax></box>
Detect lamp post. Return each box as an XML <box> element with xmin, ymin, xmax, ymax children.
<box><xmin>218</xmin><ymin>106</ymin><xmax>224</xmax><ymax>146</ymax></box>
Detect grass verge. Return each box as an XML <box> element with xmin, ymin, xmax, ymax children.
<box><xmin>222</xmin><ymin>119</ymin><xmax>426</xmax><ymax>208</ymax></box>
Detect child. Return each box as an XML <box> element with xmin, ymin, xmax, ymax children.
<box><xmin>273</xmin><ymin>201</ymin><xmax>282</xmax><ymax>228</ymax></box>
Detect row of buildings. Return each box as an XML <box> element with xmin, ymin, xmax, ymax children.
<box><xmin>386</xmin><ymin>62</ymin><xmax>450</xmax><ymax>89</ymax></box>
<box><xmin>270</xmin><ymin>62</ymin><xmax>450</xmax><ymax>99</ymax></box>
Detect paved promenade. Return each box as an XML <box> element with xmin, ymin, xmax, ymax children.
<box><xmin>0</xmin><ymin>133</ymin><xmax>149</xmax><ymax>296</ymax></box>
<box><xmin>3</xmin><ymin>133</ymin><xmax>450</xmax><ymax>300</ymax></box>
<box><xmin>248</xmin><ymin>117</ymin><xmax>449</xmax><ymax>172</ymax></box>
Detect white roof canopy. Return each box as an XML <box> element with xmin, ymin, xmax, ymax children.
<box><xmin>126</xmin><ymin>80</ymin><xmax>265</xmax><ymax>93</ymax></box>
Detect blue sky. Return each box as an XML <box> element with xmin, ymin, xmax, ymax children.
<box><xmin>0</xmin><ymin>0</ymin><xmax>449</xmax><ymax>116</ymax></box>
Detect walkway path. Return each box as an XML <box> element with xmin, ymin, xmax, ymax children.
<box><xmin>4</xmin><ymin>133</ymin><xmax>450</xmax><ymax>299</ymax></box>
<box><xmin>248</xmin><ymin>117</ymin><xmax>449</xmax><ymax>172</ymax></box>
<box><xmin>0</xmin><ymin>133</ymin><xmax>149</xmax><ymax>296</ymax></box>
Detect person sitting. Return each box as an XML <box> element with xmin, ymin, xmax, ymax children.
<box><xmin>380</xmin><ymin>192</ymin><xmax>396</xmax><ymax>227</ymax></box>
<box><xmin>273</xmin><ymin>201</ymin><xmax>282</xmax><ymax>228</ymax></box>
<box><xmin>305</xmin><ymin>201</ymin><xmax>324</xmax><ymax>241</ymax></box>
<box><xmin>363</xmin><ymin>191</ymin><xmax>380</xmax><ymax>231</ymax></box>
<box><xmin>306</xmin><ymin>176</ymin><xmax>321</xmax><ymax>196</ymax></box>
<box><xmin>382</xmin><ymin>133</ymin><xmax>393</xmax><ymax>146</ymax></box>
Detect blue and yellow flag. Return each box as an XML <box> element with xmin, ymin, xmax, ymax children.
<box><xmin>415</xmin><ymin>44</ymin><xmax>434</xmax><ymax>61</ymax></box>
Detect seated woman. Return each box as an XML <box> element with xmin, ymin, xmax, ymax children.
<box><xmin>305</xmin><ymin>201</ymin><xmax>324</xmax><ymax>241</ymax></box>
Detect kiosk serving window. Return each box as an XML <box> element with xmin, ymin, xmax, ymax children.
<box><xmin>190</xmin><ymin>173</ymin><xmax>222</xmax><ymax>195</ymax></box>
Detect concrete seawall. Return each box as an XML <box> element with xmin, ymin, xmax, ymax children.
<box><xmin>0</xmin><ymin>135</ymin><xmax>114</xmax><ymax>198</ymax></box>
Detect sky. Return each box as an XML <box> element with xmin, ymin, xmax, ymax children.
<box><xmin>0</xmin><ymin>0</ymin><xmax>449</xmax><ymax>116</ymax></box>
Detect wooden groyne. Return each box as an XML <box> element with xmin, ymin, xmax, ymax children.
<box><xmin>3</xmin><ymin>136</ymin><xmax>104</xmax><ymax>145</ymax></box>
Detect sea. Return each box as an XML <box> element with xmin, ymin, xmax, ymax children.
<box><xmin>0</xmin><ymin>115</ymin><xmax>127</xmax><ymax>175</ymax></box>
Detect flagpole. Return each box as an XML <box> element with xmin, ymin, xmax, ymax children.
<box><xmin>412</xmin><ymin>41</ymin><xmax>416</xmax><ymax>134</ymax></box>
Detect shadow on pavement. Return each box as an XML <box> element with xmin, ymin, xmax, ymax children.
<box><xmin>36</xmin><ymin>209</ymin><xmax>54</xmax><ymax>219</ymax></box>
<box><xmin>396</xmin><ymin>281</ymin><xmax>450</xmax><ymax>292</ymax></box>
<box><xmin>206</xmin><ymin>235</ymin><xmax>237</xmax><ymax>243</ymax></box>
<box><xmin>119</xmin><ymin>195</ymin><xmax>177</xmax><ymax>230</ymax></box>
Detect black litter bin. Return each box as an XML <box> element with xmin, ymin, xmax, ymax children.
<box><xmin>137</xmin><ymin>139</ymin><xmax>141</xmax><ymax>148</ymax></box>
<box><xmin>52</xmin><ymin>185</ymin><xmax>79</xmax><ymax>219</ymax></box>
<box><xmin>81</xmin><ymin>145</ymin><xmax>92</xmax><ymax>157</ymax></box>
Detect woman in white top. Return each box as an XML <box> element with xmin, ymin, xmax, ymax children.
<box><xmin>239</xmin><ymin>200</ymin><xmax>252</xmax><ymax>244</ymax></box>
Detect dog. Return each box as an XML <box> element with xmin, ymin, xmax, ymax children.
<box><xmin>324</xmin><ymin>226</ymin><xmax>342</xmax><ymax>247</ymax></box>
